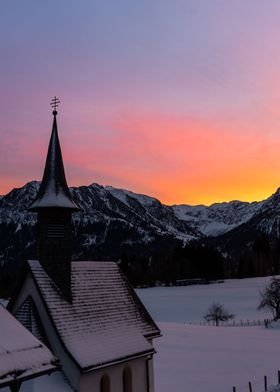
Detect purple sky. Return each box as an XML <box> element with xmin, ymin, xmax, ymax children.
<box><xmin>1</xmin><ymin>1</ymin><xmax>280</xmax><ymax>204</ymax></box>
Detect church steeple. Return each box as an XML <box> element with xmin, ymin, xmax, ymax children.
<box><xmin>29</xmin><ymin>106</ymin><xmax>79</xmax><ymax>212</ymax></box>
<box><xmin>29</xmin><ymin>99</ymin><xmax>79</xmax><ymax>302</ymax></box>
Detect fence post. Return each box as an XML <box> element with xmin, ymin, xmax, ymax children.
<box><xmin>233</xmin><ymin>387</ymin><xmax>236</xmax><ymax>392</ymax></box>
<box><xmin>278</xmin><ymin>370</ymin><xmax>280</xmax><ymax>384</ymax></box>
<box><xmin>249</xmin><ymin>381</ymin><xmax>252</xmax><ymax>392</ymax></box>
<box><xmin>264</xmin><ymin>375</ymin><xmax>267</xmax><ymax>391</ymax></box>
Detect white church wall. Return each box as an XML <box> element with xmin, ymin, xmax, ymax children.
<box><xmin>147</xmin><ymin>356</ymin><xmax>154</xmax><ymax>392</ymax></box>
<box><xmin>79</xmin><ymin>355</ymin><xmax>154</xmax><ymax>392</ymax></box>
<box><xmin>9</xmin><ymin>273</ymin><xmax>81</xmax><ymax>391</ymax></box>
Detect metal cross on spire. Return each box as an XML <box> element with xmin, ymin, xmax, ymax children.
<box><xmin>50</xmin><ymin>96</ymin><xmax>60</xmax><ymax>115</ymax></box>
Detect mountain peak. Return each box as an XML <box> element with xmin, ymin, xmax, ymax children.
<box><xmin>1</xmin><ymin>181</ymin><xmax>280</xmax><ymax>269</ymax></box>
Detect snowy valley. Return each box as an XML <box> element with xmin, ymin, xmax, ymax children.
<box><xmin>137</xmin><ymin>277</ymin><xmax>280</xmax><ymax>392</ymax></box>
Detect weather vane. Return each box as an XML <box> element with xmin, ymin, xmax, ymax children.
<box><xmin>50</xmin><ymin>96</ymin><xmax>60</xmax><ymax>114</ymax></box>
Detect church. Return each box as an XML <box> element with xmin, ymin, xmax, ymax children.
<box><xmin>7</xmin><ymin>100</ymin><xmax>161</xmax><ymax>392</ymax></box>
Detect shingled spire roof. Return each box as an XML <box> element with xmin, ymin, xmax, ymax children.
<box><xmin>29</xmin><ymin>110</ymin><xmax>79</xmax><ymax>211</ymax></box>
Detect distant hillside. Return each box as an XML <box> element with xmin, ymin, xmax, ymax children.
<box><xmin>1</xmin><ymin>181</ymin><xmax>280</xmax><ymax>293</ymax></box>
<box><xmin>0</xmin><ymin>181</ymin><xmax>198</xmax><ymax>266</ymax></box>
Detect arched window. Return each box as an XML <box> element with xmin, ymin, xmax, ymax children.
<box><xmin>123</xmin><ymin>367</ymin><xmax>132</xmax><ymax>392</ymax></box>
<box><xmin>100</xmin><ymin>375</ymin><xmax>110</xmax><ymax>392</ymax></box>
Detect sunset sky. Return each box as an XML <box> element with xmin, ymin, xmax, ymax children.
<box><xmin>1</xmin><ymin>1</ymin><xmax>280</xmax><ymax>205</ymax></box>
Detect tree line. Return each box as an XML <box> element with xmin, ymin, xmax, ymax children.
<box><xmin>120</xmin><ymin>233</ymin><xmax>280</xmax><ymax>287</ymax></box>
<box><xmin>233</xmin><ymin>234</ymin><xmax>280</xmax><ymax>278</ymax></box>
<box><xmin>1</xmin><ymin>232</ymin><xmax>279</xmax><ymax>298</ymax></box>
<box><xmin>120</xmin><ymin>241</ymin><xmax>225</xmax><ymax>287</ymax></box>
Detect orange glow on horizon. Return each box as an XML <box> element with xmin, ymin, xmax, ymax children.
<box><xmin>1</xmin><ymin>111</ymin><xmax>278</xmax><ymax>207</ymax></box>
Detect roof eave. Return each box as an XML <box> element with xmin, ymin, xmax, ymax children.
<box><xmin>28</xmin><ymin>204</ymin><xmax>80</xmax><ymax>212</ymax></box>
<box><xmin>0</xmin><ymin>363</ymin><xmax>60</xmax><ymax>389</ymax></box>
<box><xmin>81</xmin><ymin>348</ymin><xmax>155</xmax><ymax>373</ymax></box>
<box><xmin>145</xmin><ymin>331</ymin><xmax>162</xmax><ymax>340</ymax></box>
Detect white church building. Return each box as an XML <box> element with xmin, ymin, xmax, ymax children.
<box><xmin>7</xmin><ymin>101</ymin><xmax>161</xmax><ymax>392</ymax></box>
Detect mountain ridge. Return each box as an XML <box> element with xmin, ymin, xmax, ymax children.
<box><xmin>0</xmin><ymin>181</ymin><xmax>280</xmax><ymax>267</ymax></box>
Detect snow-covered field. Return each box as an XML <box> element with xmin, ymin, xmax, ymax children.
<box><xmin>136</xmin><ymin>277</ymin><xmax>280</xmax><ymax>392</ymax></box>
<box><xmin>2</xmin><ymin>277</ymin><xmax>280</xmax><ymax>392</ymax></box>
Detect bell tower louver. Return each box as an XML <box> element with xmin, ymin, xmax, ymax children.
<box><xmin>29</xmin><ymin>99</ymin><xmax>79</xmax><ymax>301</ymax></box>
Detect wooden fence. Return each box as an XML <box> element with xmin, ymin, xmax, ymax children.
<box><xmin>232</xmin><ymin>370</ymin><xmax>280</xmax><ymax>392</ymax></box>
<box><xmin>188</xmin><ymin>319</ymin><xmax>272</xmax><ymax>327</ymax></box>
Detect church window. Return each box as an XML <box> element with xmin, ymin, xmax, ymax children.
<box><xmin>123</xmin><ymin>367</ymin><xmax>132</xmax><ymax>392</ymax></box>
<box><xmin>100</xmin><ymin>375</ymin><xmax>110</xmax><ymax>392</ymax></box>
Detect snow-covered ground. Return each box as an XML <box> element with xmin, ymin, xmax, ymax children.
<box><xmin>2</xmin><ymin>277</ymin><xmax>280</xmax><ymax>392</ymax></box>
<box><xmin>136</xmin><ymin>277</ymin><xmax>272</xmax><ymax>323</ymax></box>
<box><xmin>137</xmin><ymin>277</ymin><xmax>280</xmax><ymax>392</ymax></box>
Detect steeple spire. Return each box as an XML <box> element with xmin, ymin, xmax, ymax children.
<box><xmin>29</xmin><ymin>100</ymin><xmax>79</xmax><ymax>302</ymax></box>
<box><xmin>29</xmin><ymin>104</ymin><xmax>79</xmax><ymax>212</ymax></box>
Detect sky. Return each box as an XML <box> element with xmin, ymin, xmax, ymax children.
<box><xmin>1</xmin><ymin>1</ymin><xmax>280</xmax><ymax>205</ymax></box>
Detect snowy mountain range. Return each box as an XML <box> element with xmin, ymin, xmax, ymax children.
<box><xmin>1</xmin><ymin>181</ymin><xmax>280</xmax><ymax>264</ymax></box>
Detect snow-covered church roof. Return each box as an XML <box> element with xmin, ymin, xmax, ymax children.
<box><xmin>28</xmin><ymin>112</ymin><xmax>79</xmax><ymax>211</ymax></box>
<box><xmin>19</xmin><ymin>260</ymin><xmax>160</xmax><ymax>370</ymax></box>
<box><xmin>0</xmin><ymin>304</ymin><xmax>58</xmax><ymax>388</ymax></box>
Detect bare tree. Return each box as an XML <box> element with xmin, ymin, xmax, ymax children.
<box><xmin>204</xmin><ymin>302</ymin><xmax>234</xmax><ymax>326</ymax></box>
<box><xmin>258</xmin><ymin>277</ymin><xmax>280</xmax><ymax>320</ymax></box>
